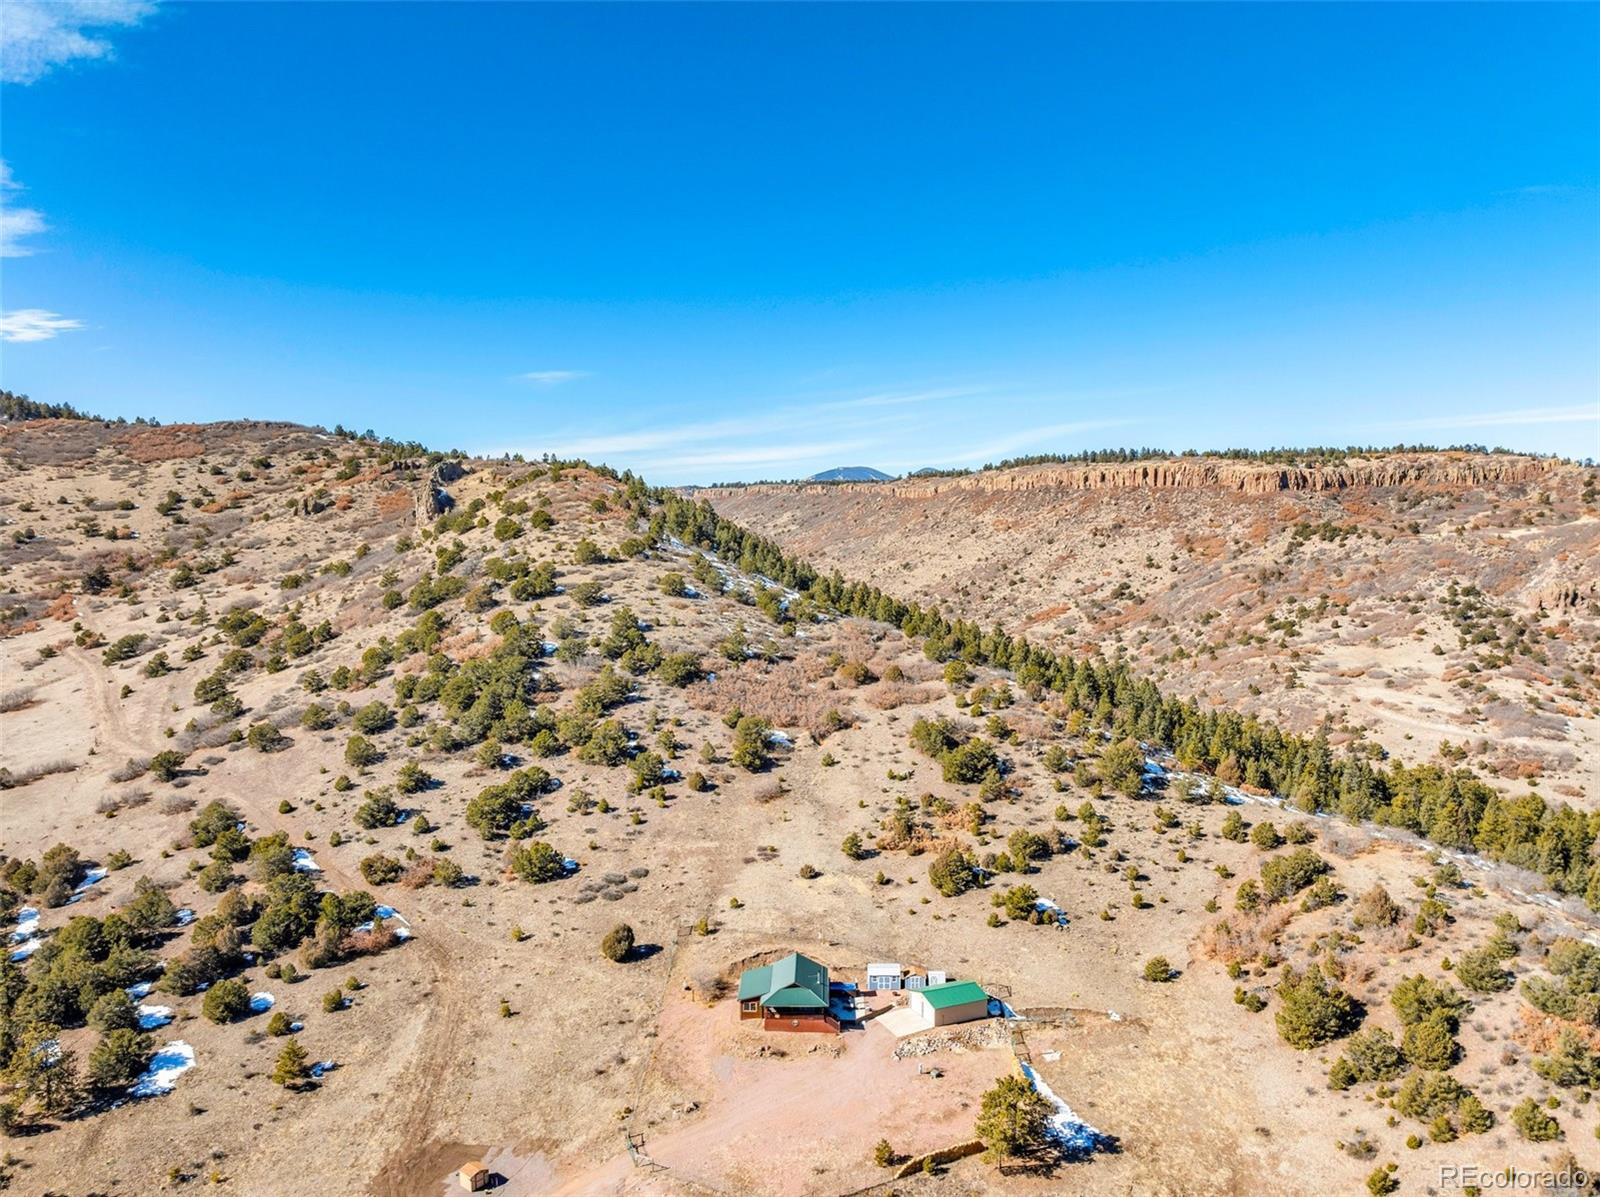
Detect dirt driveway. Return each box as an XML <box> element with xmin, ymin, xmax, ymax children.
<box><xmin>591</xmin><ymin>997</ymin><xmax>1009</xmax><ymax>1196</ymax></box>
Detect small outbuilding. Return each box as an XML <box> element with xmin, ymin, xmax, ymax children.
<box><xmin>865</xmin><ymin>962</ymin><xmax>902</xmax><ymax>992</ymax></box>
<box><xmin>907</xmin><ymin>979</ymin><xmax>990</xmax><ymax>1028</ymax></box>
<box><xmin>456</xmin><ymin>1161</ymin><xmax>490</xmax><ymax>1192</ymax></box>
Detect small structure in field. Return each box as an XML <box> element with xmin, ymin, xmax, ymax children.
<box><xmin>907</xmin><ymin>979</ymin><xmax>990</xmax><ymax>1028</ymax></box>
<box><xmin>865</xmin><ymin>962</ymin><xmax>902</xmax><ymax>992</ymax></box>
<box><xmin>456</xmin><ymin>1161</ymin><xmax>490</xmax><ymax>1191</ymax></box>
<box><xmin>737</xmin><ymin>952</ymin><xmax>838</xmax><ymax>1033</ymax></box>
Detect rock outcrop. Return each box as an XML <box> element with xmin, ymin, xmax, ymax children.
<box><xmin>701</xmin><ymin>453</ymin><xmax>1563</xmax><ymax>502</ymax></box>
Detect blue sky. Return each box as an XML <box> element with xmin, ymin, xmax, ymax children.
<box><xmin>1</xmin><ymin>2</ymin><xmax>1596</xmax><ymax>482</ymax></box>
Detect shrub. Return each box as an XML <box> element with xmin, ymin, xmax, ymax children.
<box><xmin>202</xmin><ymin>978</ymin><xmax>251</xmax><ymax>1024</ymax></box>
<box><xmin>352</xmin><ymin>701</ymin><xmax>394</xmax><ymax>734</ymax></box>
<box><xmin>1143</xmin><ymin>956</ymin><xmax>1174</xmax><ymax>982</ymax></box>
<box><xmin>1401</xmin><ymin>1013</ymin><xmax>1460</xmax><ymax>1069</ymax></box>
<box><xmin>508</xmin><ymin>840</ymin><xmax>566</xmax><ymax>883</ymax></box>
<box><xmin>601</xmin><ymin>923</ymin><xmax>635</xmax><ymax>962</ymax></box>
<box><xmin>267</xmin><ymin>1011</ymin><xmax>293</xmax><ymax>1036</ymax></box>
<box><xmin>1259</xmin><ymin>848</ymin><xmax>1328</xmax><ymax>902</ymax></box>
<box><xmin>360</xmin><ymin>853</ymin><xmax>403</xmax><ymax>885</ymax></box>
<box><xmin>1274</xmin><ymin>966</ymin><xmax>1358</xmax><ymax>1048</ymax></box>
<box><xmin>1328</xmin><ymin>1028</ymin><xmax>1404</xmax><ymax>1089</ymax></box>
<box><xmin>149</xmin><ymin>749</ymin><xmax>187</xmax><ymax>782</ymax></box>
<box><xmin>355</xmin><ymin>790</ymin><xmax>400</xmax><ymax>829</ymax></box>
<box><xmin>928</xmin><ymin>847</ymin><xmax>980</xmax><ymax>897</ymax></box>
<box><xmin>1454</xmin><ymin>945</ymin><xmax>1512</xmax><ymax>994</ymax></box>
<box><xmin>247</xmin><ymin>721</ymin><xmax>286</xmax><ymax>752</ymax></box>
<box><xmin>1250</xmin><ymin>821</ymin><xmax>1283</xmax><ymax>850</ymax></box>
<box><xmin>345</xmin><ymin>735</ymin><xmax>380</xmax><ymax>768</ymax></box>
<box><xmin>1510</xmin><ymin>1097</ymin><xmax>1561</xmax><ymax>1142</ymax></box>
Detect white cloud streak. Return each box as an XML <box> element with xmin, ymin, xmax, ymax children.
<box><xmin>0</xmin><ymin>308</ymin><xmax>85</xmax><ymax>342</ymax></box>
<box><xmin>1375</xmin><ymin>405</ymin><xmax>1598</xmax><ymax>432</ymax></box>
<box><xmin>519</xmin><ymin>370</ymin><xmax>589</xmax><ymax>386</ymax></box>
<box><xmin>941</xmin><ymin>418</ymin><xmax>1140</xmax><ymax>465</ymax></box>
<box><xmin>0</xmin><ymin>0</ymin><xmax>156</xmax><ymax>85</ymax></box>
<box><xmin>0</xmin><ymin>160</ymin><xmax>47</xmax><ymax>257</ymax></box>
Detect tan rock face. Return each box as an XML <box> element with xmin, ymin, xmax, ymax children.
<box><xmin>702</xmin><ymin>453</ymin><xmax>1561</xmax><ymax>502</ymax></box>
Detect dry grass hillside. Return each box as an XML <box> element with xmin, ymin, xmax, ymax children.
<box><xmin>1</xmin><ymin>421</ymin><xmax>1597</xmax><ymax>1197</ymax></box>
<box><xmin>703</xmin><ymin>454</ymin><xmax>1600</xmax><ymax>803</ymax></box>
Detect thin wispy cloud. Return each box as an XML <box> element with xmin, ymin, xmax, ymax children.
<box><xmin>0</xmin><ymin>0</ymin><xmax>157</xmax><ymax>85</ymax></box>
<box><xmin>1374</xmin><ymin>405</ymin><xmax>1598</xmax><ymax>432</ymax></box>
<box><xmin>942</xmin><ymin>417</ymin><xmax>1139</xmax><ymax>465</ymax></box>
<box><xmin>0</xmin><ymin>309</ymin><xmax>85</xmax><ymax>343</ymax></box>
<box><xmin>0</xmin><ymin>161</ymin><xmax>47</xmax><ymax>257</ymax></box>
<box><xmin>519</xmin><ymin>370</ymin><xmax>589</xmax><ymax>386</ymax></box>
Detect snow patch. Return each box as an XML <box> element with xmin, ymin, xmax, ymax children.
<box><xmin>137</xmin><ymin>1005</ymin><xmax>174</xmax><ymax>1030</ymax></box>
<box><xmin>66</xmin><ymin>866</ymin><xmax>108</xmax><ymax>904</ymax></box>
<box><xmin>291</xmin><ymin>848</ymin><xmax>322</xmax><ymax>874</ymax></box>
<box><xmin>126</xmin><ymin>981</ymin><xmax>154</xmax><ymax>1000</ymax></box>
<box><xmin>129</xmin><ymin>1041</ymin><xmax>196</xmax><ymax>1098</ymax></box>
<box><xmin>174</xmin><ymin>908</ymin><xmax>196</xmax><ymax>926</ymax></box>
<box><xmin>250</xmin><ymin>992</ymin><xmax>276</xmax><ymax>1013</ymax></box>
<box><xmin>310</xmin><ymin>1059</ymin><xmax>336</xmax><ymax>1079</ymax></box>
<box><xmin>8</xmin><ymin>907</ymin><xmax>39</xmax><ymax>943</ymax></box>
<box><xmin>1019</xmin><ymin>1061</ymin><xmax>1111</xmax><ymax>1157</ymax></box>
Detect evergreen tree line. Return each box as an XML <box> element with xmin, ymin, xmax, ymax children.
<box><xmin>647</xmin><ymin>490</ymin><xmax>1600</xmax><ymax>911</ymax></box>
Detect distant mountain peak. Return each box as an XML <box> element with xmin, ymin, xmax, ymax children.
<box><xmin>807</xmin><ymin>466</ymin><xmax>892</xmax><ymax>482</ymax></box>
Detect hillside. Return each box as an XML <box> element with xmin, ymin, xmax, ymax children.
<box><xmin>1</xmin><ymin>420</ymin><xmax>1598</xmax><ymax>1197</ymax></box>
<box><xmin>808</xmin><ymin>467</ymin><xmax>894</xmax><ymax>483</ymax></box>
<box><xmin>704</xmin><ymin>452</ymin><xmax>1600</xmax><ymax>804</ymax></box>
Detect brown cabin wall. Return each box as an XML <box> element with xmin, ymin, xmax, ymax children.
<box><xmin>761</xmin><ymin>1013</ymin><xmax>839</xmax><ymax>1034</ymax></box>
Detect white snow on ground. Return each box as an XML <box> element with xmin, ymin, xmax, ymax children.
<box><xmin>1033</xmin><ymin>896</ymin><xmax>1068</xmax><ymax>925</ymax></box>
<box><xmin>174</xmin><ymin>908</ymin><xmax>196</xmax><ymax>926</ymax></box>
<box><xmin>9</xmin><ymin>939</ymin><xmax>40</xmax><ymax>962</ymax></box>
<box><xmin>541</xmin><ymin>640</ymin><xmax>559</xmax><ymax>656</ymax></box>
<box><xmin>250</xmin><ymin>992</ymin><xmax>276</xmax><ymax>1013</ymax></box>
<box><xmin>137</xmin><ymin>1005</ymin><xmax>174</xmax><ymax>1030</ymax></box>
<box><xmin>767</xmin><ymin>730</ymin><xmax>793</xmax><ymax>747</ymax></box>
<box><xmin>355</xmin><ymin>905</ymin><xmax>413</xmax><ymax>941</ymax></box>
<box><xmin>126</xmin><ymin>981</ymin><xmax>154</xmax><ymax>1000</ymax></box>
<box><xmin>9</xmin><ymin>907</ymin><xmax>38</xmax><ymax>943</ymax></box>
<box><xmin>993</xmin><ymin>999</ymin><xmax>1022</xmax><ymax>1020</ymax></box>
<box><xmin>129</xmin><ymin>1041</ymin><xmax>196</xmax><ymax>1097</ymax></box>
<box><xmin>66</xmin><ymin>866</ymin><xmax>108</xmax><ymax>904</ymax></box>
<box><xmin>1019</xmin><ymin>1061</ymin><xmax>1108</xmax><ymax>1157</ymax></box>
<box><xmin>291</xmin><ymin>848</ymin><xmax>321</xmax><ymax>873</ymax></box>
<box><xmin>310</xmin><ymin>1060</ymin><xmax>335</xmax><ymax>1079</ymax></box>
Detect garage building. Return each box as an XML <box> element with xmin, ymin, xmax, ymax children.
<box><xmin>907</xmin><ymin>979</ymin><xmax>991</xmax><ymax>1027</ymax></box>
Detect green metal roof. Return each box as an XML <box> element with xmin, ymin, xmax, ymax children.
<box><xmin>737</xmin><ymin>953</ymin><xmax>830</xmax><ymax>1010</ymax></box>
<box><xmin>918</xmin><ymin>979</ymin><xmax>988</xmax><ymax>1010</ymax></box>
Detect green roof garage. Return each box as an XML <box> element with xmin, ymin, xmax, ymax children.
<box><xmin>906</xmin><ymin>979</ymin><xmax>991</xmax><ymax>1028</ymax></box>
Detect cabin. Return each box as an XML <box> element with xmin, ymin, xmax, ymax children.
<box><xmin>737</xmin><ymin>952</ymin><xmax>838</xmax><ymax>1033</ymax></box>
<box><xmin>456</xmin><ymin>1161</ymin><xmax>490</xmax><ymax>1192</ymax></box>
<box><xmin>906</xmin><ymin>979</ymin><xmax>991</xmax><ymax>1028</ymax></box>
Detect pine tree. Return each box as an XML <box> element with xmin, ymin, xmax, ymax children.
<box><xmin>272</xmin><ymin>1037</ymin><xmax>310</xmax><ymax>1088</ymax></box>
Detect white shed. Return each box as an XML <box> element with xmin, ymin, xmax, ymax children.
<box><xmin>927</xmin><ymin>970</ymin><xmax>948</xmax><ymax>986</ymax></box>
<box><xmin>866</xmin><ymin>962</ymin><xmax>902</xmax><ymax>992</ymax></box>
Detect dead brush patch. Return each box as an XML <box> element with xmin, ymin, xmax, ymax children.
<box><xmin>0</xmin><ymin>687</ymin><xmax>36</xmax><ymax>713</ymax></box>
<box><xmin>691</xmin><ymin>660</ymin><xmax>858</xmax><ymax>740</ymax></box>
<box><xmin>864</xmin><ymin>680</ymin><xmax>939</xmax><ymax>710</ymax></box>
<box><xmin>1200</xmin><ymin>907</ymin><xmax>1294</xmax><ymax>966</ymax></box>
<box><xmin>0</xmin><ymin>757</ymin><xmax>78</xmax><ymax>788</ymax></box>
